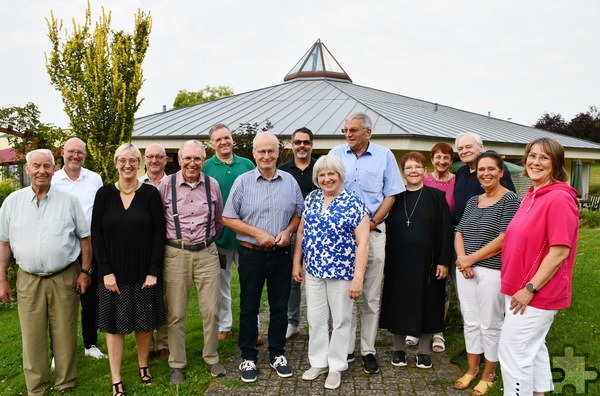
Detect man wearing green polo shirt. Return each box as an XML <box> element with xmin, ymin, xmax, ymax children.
<box><xmin>203</xmin><ymin>124</ymin><xmax>255</xmax><ymax>341</ymax></box>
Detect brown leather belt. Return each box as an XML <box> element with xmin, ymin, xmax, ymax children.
<box><xmin>166</xmin><ymin>238</ymin><xmax>215</xmax><ymax>252</ymax></box>
<box><xmin>238</xmin><ymin>241</ymin><xmax>280</xmax><ymax>252</ymax></box>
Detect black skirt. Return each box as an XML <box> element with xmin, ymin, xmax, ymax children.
<box><xmin>97</xmin><ymin>282</ymin><xmax>166</xmax><ymax>334</ymax></box>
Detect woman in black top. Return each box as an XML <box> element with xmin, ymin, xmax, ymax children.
<box><xmin>92</xmin><ymin>143</ymin><xmax>166</xmax><ymax>396</ymax></box>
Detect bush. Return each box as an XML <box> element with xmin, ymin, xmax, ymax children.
<box><xmin>0</xmin><ymin>179</ymin><xmax>19</xmax><ymax>293</ymax></box>
<box><xmin>580</xmin><ymin>209</ymin><xmax>600</xmax><ymax>228</ymax></box>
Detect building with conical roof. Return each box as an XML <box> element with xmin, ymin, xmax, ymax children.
<box><xmin>133</xmin><ymin>39</ymin><xmax>600</xmax><ymax>194</ymax></box>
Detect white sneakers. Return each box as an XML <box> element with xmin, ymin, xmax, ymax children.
<box><xmin>85</xmin><ymin>345</ymin><xmax>107</xmax><ymax>359</ymax></box>
<box><xmin>50</xmin><ymin>345</ymin><xmax>106</xmax><ymax>371</ymax></box>
<box><xmin>324</xmin><ymin>371</ymin><xmax>341</xmax><ymax>389</ymax></box>
<box><xmin>302</xmin><ymin>366</ymin><xmax>328</xmax><ymax>380</ymax></box>
<box><xmin>285</xmin><ymin>324</ymin><xmax>299</xmax><ymax>340</ymax></box>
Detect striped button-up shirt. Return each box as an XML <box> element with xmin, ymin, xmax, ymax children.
<box><xmin>223</xmin><ymin>168</ymin><xmax>303</xmax><ymax>245</ymax></box>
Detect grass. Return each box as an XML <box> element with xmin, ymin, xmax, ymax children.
<box><xmin>1</xmin><ymin>228</ymin><xmax>599</xmax><ymax>395</ymax></box>
<box><xmin>445</xmin><ymin>227</ymin><xmax>600</xmax><ymax>395</ymax></box>
<box><xmin>0</xmin><ymin>271</ymin><xmax>243</xmax><ymax>396</ymax></box>
<box><xmin>589</xmin><ymin>162</ymin><xmax>600</xmax><ymax>194</ymax></box>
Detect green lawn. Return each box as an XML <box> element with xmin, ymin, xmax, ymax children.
<box><xmin>445</xmin><ymin>227</ymin><xmax>600</xmax><ymax>396</ymax></box>
<box><xmin>0</xmin><ymin>272</ymin><xmax>243</xmax><ymax>396</ymax></box>
<box><xmin>589</xmin><ymin>162</ymin><xmax>600</xmax><ymax>194</ymax></box>
<box><xmin>1</xmin><ymin>228</ymin><xmax>598</xmax><ymax>395</ymax></box>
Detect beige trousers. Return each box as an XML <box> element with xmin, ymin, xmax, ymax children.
<box><xmin>163</xmin><ymin>243</ymin><xmax>221</xmax><ymax>368</ymax></box>
<box><xmin>17</xmin><ymin>265</ymin><xmax>79</xmax><ymax>395</ymax></box>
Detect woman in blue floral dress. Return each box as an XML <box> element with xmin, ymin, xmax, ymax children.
<box><xmin>292</xmin><ymin>154</ymin><xmax>370</xmax><ymax>390</ymax></box>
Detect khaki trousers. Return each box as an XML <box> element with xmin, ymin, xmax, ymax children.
<box><xmin>163</xmin><ymin>243</ymin><xmax>221</xmax><ymax>368</ymax></box>
<box><xmin>16</xmin><ymin>265</ymin><xmax>79</xmax><ymax>396</ymax></box>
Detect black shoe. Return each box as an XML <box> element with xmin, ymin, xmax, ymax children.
<box><xmin>416</xmin><ymin>354</ymin><xmax>432</xmax><ymax>369</ymax></box>
<box><xmin>391</xmin><ymin>351</ymin><xmax>407</xmax><ymax>367</ymax></box>
<box><xmin>239</xmin><ymin>360</ymin><xmax>257</xmax><ymax>383</ymax></box>
<box><xmin>362</xmin><ymin>353</ymin><xmax>379</xmax><ymax>374</ymax></box>
<box><xmin>347</xmin><ymin>353</ymin><xmax>355</xmax><ymax>363</ymax></box>
<box><xmin>270</xmin><ymin>355</ymin><xmax>293</xmax><ymax>378</ymax></box>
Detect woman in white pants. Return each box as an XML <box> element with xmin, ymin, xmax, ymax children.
<box><xmin>292</xmin><ymin>155</ymin><xmax>369</xmax><ymax>390</ymax></box>
<box><xmin>499</xmin><ymin>138</ymin><xmax>579</xmax><ymax>396</ymax></box>
<box><xmin>454</xmin><ymin>151</ymin><xmax>519</xmax><ymax>396</ymax></box>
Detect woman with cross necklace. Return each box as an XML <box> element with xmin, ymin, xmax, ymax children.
<box><xmin>379</xmin><ymin>151</ymin><xmax>453</xmax><ymax>370</ymax></box>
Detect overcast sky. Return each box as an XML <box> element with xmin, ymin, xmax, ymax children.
<box><xmin>1</xmin><ymin>0</ymin><xmax>598</xmax><ymax>129</ymax></box>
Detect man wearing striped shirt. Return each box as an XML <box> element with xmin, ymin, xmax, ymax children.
<box><xmin>223</xmin><ymin>132</ymin><xmax>303</xmax><ymax>383</ymax></box>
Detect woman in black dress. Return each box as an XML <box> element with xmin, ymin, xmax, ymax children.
<box><xmin>379</xmin><ymin>151</ymin><xmax>453</xmax><ymax>369</ymax></box>
<box><xmin>92</xmin><ymin>143</ymin><xmax>166</xmax><ymax>396</ymax></box>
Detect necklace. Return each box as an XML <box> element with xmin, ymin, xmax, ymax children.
<box><xmin>403</xmin><ymin>187</ymin><xmax>424</xmax><ymax>226</ymax></box>
<box><xmin>117</xmin><ymin>180</ymin><xmax>139</xmax><ymax>195</ymax></box>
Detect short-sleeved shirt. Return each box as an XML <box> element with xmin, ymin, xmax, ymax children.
<box><xmin>330</xmin><ymin>142</ymin><xmax>404</xmax><ymax>216</ymax></box>
<box><xmin>223</xmin><ymin>168</ymin><xmax>303</xmax><ymax>244</ymax></box>
<box><xmin>203</xmin><ymin>154</ymin><xmax>255</xmax><ymax>250</ymax></box>
<box><xmin>278</xmin><ymin>158</ymin><xmax>317</xmax><ymax>198</ymax></box>
<box><xmin>302</xmin><ymin>189</ymin><xmax>368</xmax><ymax>280</ymax></box>
<box><xmin>0</xmin><ymin>186</ymin><xmax>90</xmax><ymax>274</ymax></box>
<box><xmin>53</xmin><ymin>167</ymin><xmax>103</xmax><ymax>226</ymax></box>
<box><xmin>456</xmin><ymin>191</ymin><xmax>520</xmax><ymax>270</ymax></box>
<box><xmin>158</xmin><ymin>171</ymin><xmax>223</xmax><ymax>243</ymax></box>
<box><xmin>453</xmin><ymin>164</ymin><xmax>516</xmax><ymax>226</ymax></box>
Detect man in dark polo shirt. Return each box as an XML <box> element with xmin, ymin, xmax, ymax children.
<box><xmin>278</xmin><ymin>127</ymin><xmax>317</xmax><ymax>340</ymax></box>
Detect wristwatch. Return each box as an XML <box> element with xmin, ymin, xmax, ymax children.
<box><xmin>81</xmin><ymin>268</ymin><xmax>93</xmax><ymax>276</ymax></box>
<box><xmin>525</xmin><ymin>282</ymin><xmax>538</xmax><ymax>294</ymax></box>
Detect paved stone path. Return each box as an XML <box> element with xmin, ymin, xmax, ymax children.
<box><xmin>206</xmin><ymin>300</ymin><xmax>465</xmax><ymax>395</ymax></box>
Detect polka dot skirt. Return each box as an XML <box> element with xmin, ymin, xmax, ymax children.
<box><xmin>98</xmin><ymin>282</ymin><xmax>166</xmax><ymax>334</ymax></box>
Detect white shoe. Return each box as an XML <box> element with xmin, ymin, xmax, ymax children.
<box><xmin>50</xmin><ymin>357</ymin><xmax>55</xmax><ymax>370</ymax></box>
<box><xmin>324</xmin><ymin>371</ymin><xmax>341</xmax><ymax>389</ymax></box>
<box><xmin>285</xmin><ymin>324</ymin><xmax>299</xmax><ymax>340</ymax></box>
<box><xmin>85</xmin><ymin>345</ymin><xmax>107</xmax><ymax>359</ymax></box>
<box><xmin>302</xmin><ymin>366</ymin><xmax>328</xmax><ymax>380</ymax></box>
<box><xmin>405</xmin><ymin>335</ymin><xmax>419</xmax><ymax>346</ymax></box>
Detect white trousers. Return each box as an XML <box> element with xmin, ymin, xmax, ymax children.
<box><xmin>455</xmin><ymin>266</ymin><xmax>504</xmax><ymax>361</ymax></box>
<box><xmin>305</xmin><ymin>274</ymin><xmax>354</xmax><ymax>372</ymax></box>
<box><xmin>499</xmin><ymin>295</ymin><xmax>556</xmax><ymax>395</ymax></box>
<box><xmin>348</xmin><ymin>223</ymin><xmax>386</xmax><ymax>356</ymax></box>
<box><xmin>217</xmin><ymin>248</ymin><xmax>238</xmax><ymax>332</ymax></box>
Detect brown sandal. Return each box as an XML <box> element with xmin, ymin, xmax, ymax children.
<box><xmin>112</xmin><ymin>381</ymin><xmax>125</xmax><ymax>396</ymax></box>
<box><xmin>139</xmin><ymin>366</ymin><xmax>154</xmax><ymax>385</ymax></box>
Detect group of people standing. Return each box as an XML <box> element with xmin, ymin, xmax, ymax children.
<box><xmin>0</xmin><ymin>112</ymin><xmax>579</xmax><ymax>396</ymax></box>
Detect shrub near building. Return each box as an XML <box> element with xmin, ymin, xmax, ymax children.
<box><xmin>0</xmin><ymin>179</ymin><xmax>19</xmax><ymax>293</ymax></box>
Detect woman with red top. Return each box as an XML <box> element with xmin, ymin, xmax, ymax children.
<box><xmin>422</xmin><ymin>142</ymin><xmax>456</xmax><ymax>352</ymax></box>
<box><xmin>499</xmin><ymin>138</ymin><xmax>579</xmax><ymax>396</ymax></box>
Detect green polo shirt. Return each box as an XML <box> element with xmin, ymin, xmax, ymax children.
<box><xmin>203</xmin><ymin>154</ymin><xmax>255</xmax><ymax>249</ymax></box>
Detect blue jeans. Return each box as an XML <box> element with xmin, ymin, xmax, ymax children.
<box><xmin>238</xmin><ymin>246</ymin><xmax>291</xmax><ymax>362</ymax></box>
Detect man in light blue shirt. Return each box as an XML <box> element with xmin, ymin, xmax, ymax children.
<box><xmin>0</xmin><ymin>149</ymin><xmax>92</xmax><ymax>395</ymax></box>
<box><xmin>330</xmin><ymin>112</ymin><xmax>404</xmax><ymax>374</ymax></box>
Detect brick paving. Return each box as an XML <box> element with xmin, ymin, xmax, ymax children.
<box><xmin>206</xmin><ymin>300</ymin><xmax>464</xmax><ymax>396</ymax></box>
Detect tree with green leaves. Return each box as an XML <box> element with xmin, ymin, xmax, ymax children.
<box><xmin>46</xmin><ymin>2</ymin><xmax>152</xmax><ymax>181</ymax></box>
<box><xmin>0</xmin><ymin>102</ymin><xmax>65</xmax><ymax>158</ymax></box>
<box><xmin>173</xmin><ymin>85</ymin><xmax>234</xmax><ymax>109</ymax></box>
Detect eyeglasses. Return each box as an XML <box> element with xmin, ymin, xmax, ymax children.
<box><xmin>292</xmin><ymin>140</ymin><xmax>312</xmax><ymax>146</ymax></box>
<box><xmin>254</xmin><ymin>149</ymin><xmax>278</xmax><ymax>157</ymax></box>
<box><xmin>341</xmin><ymin>127</ymin><xmax>363</xmax><ymax>134</ymax></box>
<box><xmin>403</xmin><ymin>165</ymin><xmax>425</xmax><ymax>172</ymax></box>
<box><xmin>180</xmin><ymin>156</ymin><xmax>204</xmax><ymax>164</ymax></box>
<box><xmin>117</xmin><ymin>158</ymin><xmax>139</xmax><ymax>166</ymax></box>
<box><xmin>66</xmin><ymin>150</ymin><xmax>85</xmax><ymax>156</ymax></box>
<box><xmin>145</xmin><ymin>155</ymin><xmax>166</xmax><ymax>160</ymax></box>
